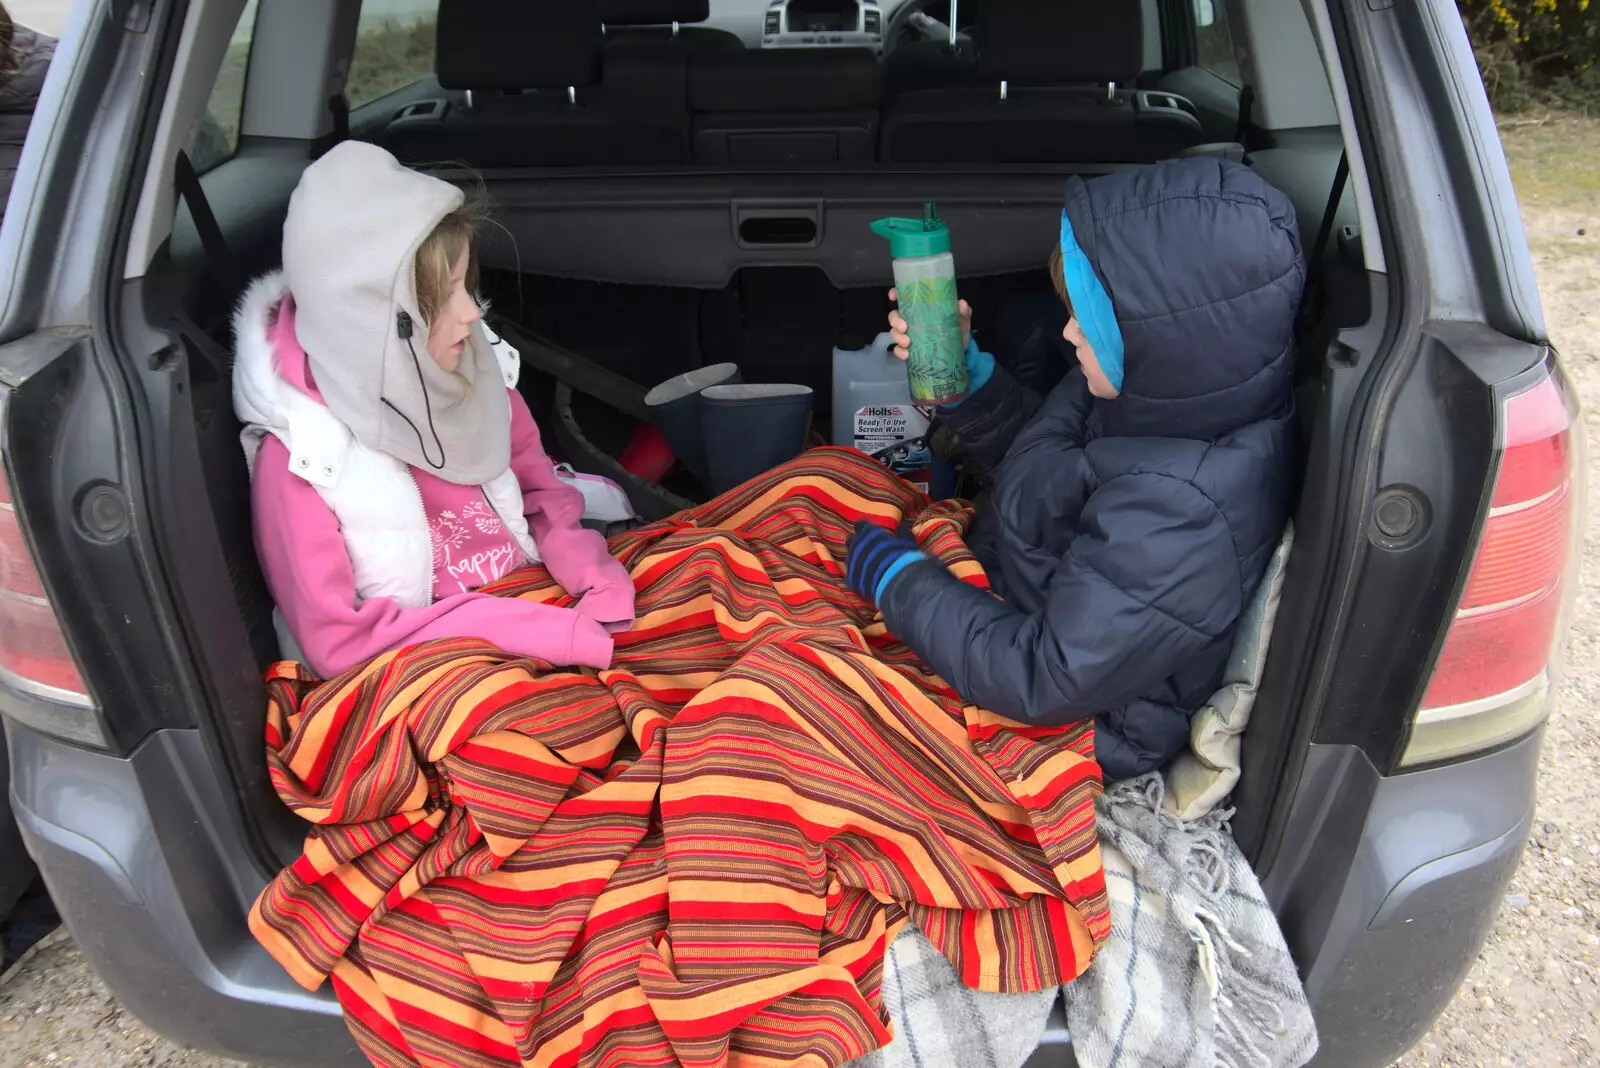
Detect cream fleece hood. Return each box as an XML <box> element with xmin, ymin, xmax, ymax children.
<box><xmin>281</xmin><ymin>141</ymin><xmax>509</xmax><ymax>484</ymax></box>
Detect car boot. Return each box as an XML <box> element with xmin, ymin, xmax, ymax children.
<box><xmin>643</xmin><ymin>363</ymin><xmax>742</xmax><ymax>484</ymax></box>
<box><xmin>699</xmin><ymin>383</ymin><xmax>815</xmax><ymax>496</ymax></box>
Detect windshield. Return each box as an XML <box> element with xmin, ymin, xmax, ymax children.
<box><xmin>705</xmin><ymin>0</ymin><xmax>914</xmax><ymax>46</ymax></box>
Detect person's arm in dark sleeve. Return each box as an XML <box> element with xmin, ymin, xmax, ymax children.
<box><xmin>878</xmin><ymin>473</ymin><xmax>1242</xmax><ymax>724</ymax></box>
<box><xmin>934</xmin><ymin>345</ymin><xmax>1045</xmax><ymax>472</ymax></box>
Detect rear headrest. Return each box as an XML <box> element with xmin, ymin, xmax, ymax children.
<box><xmin>978</xmin><ymin>0</ymin><xmax>1144</xmax><ymax>85</ymax></box>
<box><xmin>437</xmin><ymin>0</ymin><xmax>602</xmax><ymax>91</ymax></box>
<box><xmin>601</xmin><ymin>0</ymin><xmax>711</xmax><ymax>25</ymax></box>
<box><xmin>689</xmin><ymin>49</ymin><xmax>882</xmax><ymax>112</ymax></box>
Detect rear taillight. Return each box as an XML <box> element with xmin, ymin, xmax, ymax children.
<box><xmin>0</xmin><ymin>461</ymin><xmax>94</xmax><ymax>714</ymax></box>
<box><xmin>1403</xmin><ymin>365</ymin><xmax>1584</xmax><ymax>766</ymax></box>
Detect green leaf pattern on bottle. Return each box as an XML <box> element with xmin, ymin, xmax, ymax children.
<box><xmin>899</xmin><ymin>277</ymin><xmax>968</xmax><ymax>403</ymax></box>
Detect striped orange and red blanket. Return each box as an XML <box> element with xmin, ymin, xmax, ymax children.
<box><xmin>250</xmin><ymin>447</ymin><xmax>1109</xmax><ymax>1068</ymax></box>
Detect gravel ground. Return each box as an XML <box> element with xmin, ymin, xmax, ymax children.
<box><xmin>2</xmin><ymin>120</ymin><xmax>1600</xmax><ymax>1068</ymax></box>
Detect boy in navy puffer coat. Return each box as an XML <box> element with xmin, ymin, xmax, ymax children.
<box><xmin>846</xmin><ymin>158</ymin><xmax>1304</xmax><ymax>780</ymax></box>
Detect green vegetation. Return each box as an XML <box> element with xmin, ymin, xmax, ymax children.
<box><xmin>1498</xmin><ymin>114</ymin><xmax>1600</xmax><ymax>205</ymax></box>
<box><xmin>1459</xmin><ymin>0</ymin><xmax>1600</xmax><ymax>112</ymax></box>
<box><xmin>346</xmin><ymin>18</ymin><xmax>438</xmax><ymax>110</ymax></box>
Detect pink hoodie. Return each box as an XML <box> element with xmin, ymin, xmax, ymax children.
<box><xmin>252</xmin><ymin>299</ymin><xmax>634</xmax><ymax>678</ymax></box>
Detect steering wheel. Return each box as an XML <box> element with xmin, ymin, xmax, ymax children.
<box><xmin>882</xmin><ymin>0</ymin><xmax>976</xmax><ymax>57</ymax></box>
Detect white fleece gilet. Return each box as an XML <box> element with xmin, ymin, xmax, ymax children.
<box><xmin>232</xmin><ymin>272</ymin><xmax>538</xmax><ymax>610</ymax></box>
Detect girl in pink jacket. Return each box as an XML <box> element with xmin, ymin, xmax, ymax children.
<box><xmin>233</xmin><ymin>142</ymin><xmax>634</xmax><ymax>678</ymax></box>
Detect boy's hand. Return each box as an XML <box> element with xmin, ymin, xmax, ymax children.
<box><xmin>887</xmin><ymin>288</ymin><xmax>972</xmax><ymax>362</ymax></box>
<box><xmin>845</xmin><ymin>520</ymin><xmax>926</xmax><ymax>605</ymax></box>
<box><xmin>887</xmin><ymin>288</ymin><xmax>993</xmax><ymax>404</ymax></box>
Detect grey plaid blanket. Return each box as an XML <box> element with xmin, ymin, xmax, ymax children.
<box><xmin>1061</xmin><ymin>774</ymin><xmax>1319</xmax><ymax>1068</ymax></box>
<box><xmin>846</xmin><ymin>926</ymin><xmax>1057</xmax><ymax>1068</ymax></box>
<box><xmin>850</xmin><ymin>773</ymin><xmax>1317</xmax><ymax>1068</ymax></box>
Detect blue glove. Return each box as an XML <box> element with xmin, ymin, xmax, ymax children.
<box><xmin>941</xmin><ymin>339</ymin><xmax>996</xmax><ymax>409</ymax></box>
<box><xmin>845</xmin><ymin>521</ymin><xmax>926</xmax><ymax>604</ymax></box>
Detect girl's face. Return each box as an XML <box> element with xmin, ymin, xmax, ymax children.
<box><xmin>425</xmin><ymin>246</ymin><xmax>481</xmax><ymax>373</ymax></box>
<box><xmin>1064</xmin><ymin>316</ymin><xmax>1120</xmax><ymax>399</ymax></box>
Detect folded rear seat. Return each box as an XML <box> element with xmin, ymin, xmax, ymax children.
<box><xmin>384</xmin><ymin>0</ymin><xmax>691</xmax><ymax>169</ymax></box>
<box><xmin>689</xmin><ymin>49</ymin><xmax>882</xmax><ymax>166</ymax></box>
<box><xmin>881</xmin><ymin>0</ymin><xmax>1203</xmax><ymax>163</ymax></box>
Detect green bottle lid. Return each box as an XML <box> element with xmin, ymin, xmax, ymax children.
<box><xmin>870</xmin><ymin>201</ymin><xmax>951</xmax><ymax>258</ymax></box>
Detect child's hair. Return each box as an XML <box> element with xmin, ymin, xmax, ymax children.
<box><xmin>1048</xmin><ymin>243</ymin><xmax>1073</xmax><ymax>318</ymax></box>
<box><xmin>414</xmin><ymin>190</ymin><xmax>490</xmax><ymax>325</ymax></box>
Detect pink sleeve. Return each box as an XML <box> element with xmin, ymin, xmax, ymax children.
<box><xmin>507</xmin><ymin>391</ymin><xmax>636</xmax><ymax>630</ymax></box>
<box><xmin>251</xmin><ymin>435</ymin><xmax>616</xmax><ymax>678</ymax></box>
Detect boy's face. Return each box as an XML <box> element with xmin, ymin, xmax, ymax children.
<box><xmin>1064</xmin><ymin>316</ymin><xmax>1120</xmax><ymax>399</ymax></box>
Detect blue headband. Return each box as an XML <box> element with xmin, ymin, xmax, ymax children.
<box><xmin>1059</xmin><ymin>210</ymin><xmax>1124</xmax><ymax>391</ymax></box>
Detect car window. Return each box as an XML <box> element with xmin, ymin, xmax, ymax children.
<box><xmin>1192</xmin><ymin>0</ymin><xmax>1241</xmax><ymax>85</ymax></box>
<box><xmin>348</xmin><ymin>0</ymin><xmax>438</xmax><ymax>109</ymax></box>
<box><xmin>185</xmin><ymin>0</ymin><xmax>259</xmax><ymax>173</ymax></box>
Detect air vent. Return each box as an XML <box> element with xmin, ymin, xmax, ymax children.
<box><xmin>864</xmin><ymin>9</ymin><xmax>881</xmax><ymax>33</ymax></box>
<box><xmin>765</xmin><ymin>8</ymin><xmax>782</xmax><ymax>34</ymax></box>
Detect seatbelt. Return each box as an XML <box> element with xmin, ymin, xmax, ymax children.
<box><xmin>1300</xmin><ymin>150</ymin><xmax>1351</xmax><ymax>341</ymax></box>
<box><xmin>1309</xmin><ymin>150</ymin><xmax>1350</xmax><ymax>271</ymax></box>
<box><xmin>173</xmin><ymin>149</ymin><xmax>241</xmax><ymax>297</ymax></box>
<box><xmin>1233</xmin><ymin>83</ymin><xmax>1255</xmax><ymax>146</ymax></box>
<box><xmin>168</xmin><ymin>311</ymin><xmax>231</xmax><ymax>378</ymax></box>
<box><xmin>310</xmin><ymin>93</ymin><xmax>350</xmax><ymax>160</ymax></box>
<box><xmin>329</xmin><ymin>93</ymin><xmax>350</xmax><ymax>142</ymax></box>
<box><xmin>170</xmin><ymin>150</ymin><xmax>240</xmax><ymax>378</ymax></box>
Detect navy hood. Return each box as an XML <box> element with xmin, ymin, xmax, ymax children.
<box><xmin>1061</xmin><ymin>158</ymin><xmax>1305</xmax><ymax>440</ymax></box>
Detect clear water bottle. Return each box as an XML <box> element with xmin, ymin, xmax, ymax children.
<box><xmin>870</xmin><ymin>203</ymin><xmax>968</xmax><ymax>406</ymax></box>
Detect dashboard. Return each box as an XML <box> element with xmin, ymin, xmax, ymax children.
<box><xmin>761</xmin><ymin>0</ymin><xmax>885</xmax><ymax>49</ymax></box>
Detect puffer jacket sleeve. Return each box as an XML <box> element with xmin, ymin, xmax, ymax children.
<box><xmin>879</xmin><ymin>471</ymin><xmax>1243</xmax><ymax>727</ymax></box>
<box><xmin>934</xmin><ymin>361</ymin><xmax>1043</xmax><ymax>472</ymax></box>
